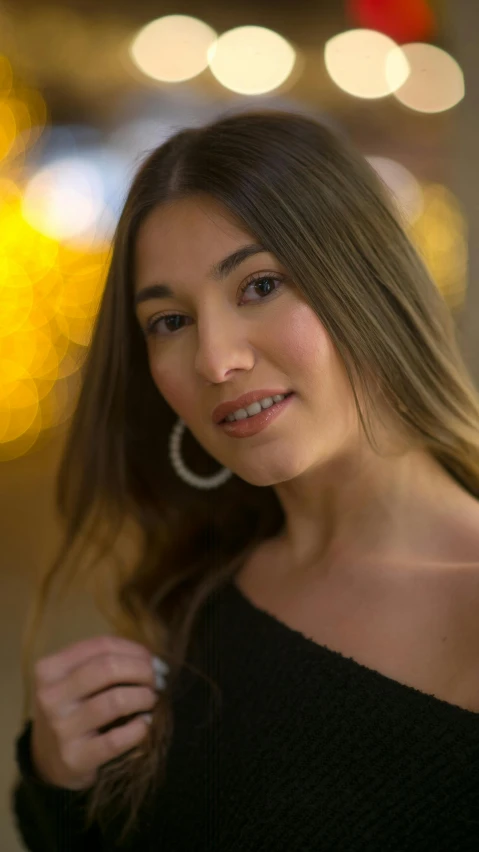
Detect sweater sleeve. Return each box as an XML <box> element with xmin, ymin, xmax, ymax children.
<box><xmin>11</xmin><ymin>720</ymin><xmax>104</xmax><ymax>852</ymax></box>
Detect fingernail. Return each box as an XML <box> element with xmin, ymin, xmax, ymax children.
<box><xmin>152</xmin><ymin>655</ymin><xmax>169</xmax><ymax>676</ymax></box>
<box><xmin>152</xmin><ymin>656</ymin><xmax>169</xmax><ymax>690</ymax></box>
<box><xmin>154</xmin><ymin>673</ymin><xmax>167</xmax><ymax>691</ymax></box>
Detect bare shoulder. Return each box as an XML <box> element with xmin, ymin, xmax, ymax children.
<box><xmin>437</xmin><ymin>492</ymin><xmax>479</xmax><ymax>639</ymax></box>
<box><xmin>450</xmin><ymin>562</ymin><xmax>479</xmax><ymax>651</ymax></box>
<box><xmin>447</xmin><ymin>495</ymin><xmax>479</xmax><ymax>642</ymax></box>
<box><xmin>444</xmin><ymin>559</ymin><xmax>479</xmax><ymax>711</ymax></box>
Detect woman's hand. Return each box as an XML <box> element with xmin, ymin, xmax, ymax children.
<box><xmin>29</xmin><ymin>635</ymin><xmax>168</xmax><ymax>791</ymax></box>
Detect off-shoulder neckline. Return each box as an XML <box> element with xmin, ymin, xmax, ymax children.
<box><xmin>222</xmin><ymin>576</ymin><xmax>479</xmax><ymax>721</ymax></box>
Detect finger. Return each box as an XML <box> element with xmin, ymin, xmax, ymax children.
<box><xmin>69</xmin><ymin>686</ymin><xmax>158</xmax><ymax>738</ymax></box>
<box><xmin>50</xmin><ymin>654</ymin><xmax>159</xmax><ymax>710</ymax></box>
<box><xmin>35</xmin><ymin>636</ymin><xmax>152</xmax><ymax>686</ymax></box>
<box><xmin>66</xmin><ymin>715</ymin><xmax>152</xmax><ymax>779</ymax></box>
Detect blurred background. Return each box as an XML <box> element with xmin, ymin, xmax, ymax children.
<box><xmin>1</xmin><ymin>0</ymin><xmax>478</xmax><ymax>847</ymax></box>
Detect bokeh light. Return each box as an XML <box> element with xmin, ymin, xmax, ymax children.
<box><xmin>367</xmin><ymin>156</ymin><xmax>424</xmax><ymax>223</ymax></box>
<box><xmin>346</xmin><ymin>0</ymin><xmax>436</xmax><ymax>43</ymax></box>
<box><xmin>0</xmin><ymin>360</ymin><xmax>39</xmax><ymax>443</ymax></box>
<box><xmin>0</xmin><ymin>174</ymin><xmax>109</xmax><ymax>458</ymax></box>
<box><xmin>324</xmin><ymin>29</ymin><xmax>410</xmax><ymax>98</ymax></box>
<box><xmin>208</xmin><ymin>26</ymin><xmax>296</xmax><ymax>95</ymax></box>
<box><xmin>130</xmin><ymin>15</ymin><xmax>217</xmax><ymax>83</ymax></box>
<box><xmin>391</xmin><ymin>43</ymin><xmax>465</xmax><ymax>112</ymax></box>
<box><xmin>22</xmin><ymin>157</ymin><xmax>105</xmax><ymax>241</ymax></box>
<box><xmin>409</xmin><ymin>184</ymin><xmax>467</xmax><ymax>309</ymax></box>
<box><xmin>0</xmin><ymin>100</ymin><xmax>17</xmax><ymax>161</ymax></box>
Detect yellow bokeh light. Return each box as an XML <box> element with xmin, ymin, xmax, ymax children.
<box><xmin>1</xmin><ymin>211</ymin><xmax>59</xmax><ymax>284</ymax></box>
<box><xmin>392</xmin><ymin>43</ymin><xmax>464</xmax><ymax>113</ymax></box>
<box><xmin>53</xmin><ymin>246</ymin><xmax>108</xmax><ymax>345</ymax></box>
<box><xmin>0</xmin><ymin>403</ymin><xmax>10</xmax><ymax>443</ymax></box>
<box><xmin>39</xmin><ymin>377</ymin><xmax>73</xmax><ymax>430</ymax></box>
<box><xmin>54</xmin><ymin>311</ymin><xmax>95</xmax><ymax>347</ymax></box>
<box><xmin>15</xmin><ymin>84</ymin><xmax>48</xmax><ymax>149</ymax></box>
<box><xmin>6</xmin><ymin>96</ymin><xmax>33</xmax><ymax>156</ymax></box>
<box><xmin>208</xmin><ymin>25</ymin><xmax>296</xmax><ymax>95</ymax></box>
<box><xmin>0</xmin><ymin>100</ymin><xmax>17</xmax><ymax>160</ymax></box>
<box><xmin>1</xmin><ymin>323</ymin><xmax>60</xmax><ymax>388</ymax></box>
<box><xmin>0</xmin><ymin>359</ymin><xmax>39</xmax><ymax>442</ymax></box>
<box><xmin>0</xmin><ymin>404</ymin><xmax>42</xmax><ymax>460</ymax></box>
<box><xmin>41</xmin><ymin>360</ymin><xmax>83</xmax><ymax>428</ymax></box>
<box><xmin>409</xmin><ymin>184</ymin><xmax>467</xmax><ymax>309</ymax></box>
<box><xmin>0</xmin><ymin>259</ymin><xmax>34</xmax><ymax>337</ymax></box>
<box><xmin>0</xmin><ymin>66</ymin><xmax>91</xmax><ymax>456</ymax></box>
<box><xmin>0</xmin><ymin>180</ymin><xmax>109</xmax><ymax>452</ymax></box>
<box><xmin>56</xmin><ymin>247</ymin><xmax>108</xmax><ymax>316</ymax></box>
<box><xmin>324</xmin><ymin>29</ymin><xmax>409</xmax><ymax>99</ymax></box>
<box><xmin>0</xmin><ymin>177</ymin><xmax>20</xmax><ymax>200</ymax></box>
<box><xmin>130</xmin><ymin>15</ymin><xmax>217</xmax><ymax>83</ymax></box>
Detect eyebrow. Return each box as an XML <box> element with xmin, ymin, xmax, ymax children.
<box><xmin>134</xmin><ymin>243</ymin><xmax>267</xmax><ymax>308</ymax></box>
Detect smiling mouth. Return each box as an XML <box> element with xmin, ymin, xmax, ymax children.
<box><xmin>220</xmin><ymin>392</ymin><xmax>294</xmax><ymax>424</ymax></box>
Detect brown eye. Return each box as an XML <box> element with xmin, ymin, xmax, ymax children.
<box><xmin>145</xmin><ymin>314</ymin><xmax>190</xmax><ymax>337</ymax></box>
<box><xmin>239</xmin><ymin>275</ymin><xmax>284</xmax><ymax>302</ymax></box>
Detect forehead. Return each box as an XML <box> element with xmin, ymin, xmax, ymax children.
<box><xmin>134</xmin><ymin>196</ymin><xmax>253</xmax><ymax>289</ymax></box>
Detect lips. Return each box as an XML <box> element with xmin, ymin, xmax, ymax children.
<box><xmin>213</xmin><ymin>390</ymin><xmax>294</xmax><ymax>424</ymax></box>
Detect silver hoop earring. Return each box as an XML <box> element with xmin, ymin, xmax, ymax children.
<box><xmin>168</xmin><ymin>417</ymin><xmax>234</xmax><ymax>490</ymax></box>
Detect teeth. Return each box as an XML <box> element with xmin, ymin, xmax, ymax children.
<box><xmin>224</xmin><ymin>393</ymin><xmax>288</xmax><ymax>422</ymax></box>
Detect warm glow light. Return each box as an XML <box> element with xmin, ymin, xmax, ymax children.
<box><xmin>0</xmin><ymin>70</ymin><xmax>111</xmax><ymax>458</ymax></box>
<box><xmin>0</xmin><ymin>100</ymin><xmax>17</xmax><ymax>160</ymax></box>
<box><xmin>409</xmin><ymin>184</ymin><xmax>467</xmax><ymax>309</ymax></box>
<box><xmin>130</xmin><ymin>15</ymin><xmax>217</xmax><ymax>82</ymax></box>
<box><xmin>0</xmin><ymin>258</ymin><xmax>34</xmax><ymax>336</ymax></box>
<box><xmin>367</xmin><ymin>156</ymin><xmax>423</xmax><ymax>223</ymax></box>
<box><xmin>208</xmin><ymin>26</ymin><xmax>296</xmax><ymax>95</ymax></box>
<box><xmin>391</xmin><ymin>43</ymin><xmax>464</xmax><ymax>113</ymax></box>
<box><xmin>0</xmin><ymin>323</ymin><xmax>59</xmax><ymax>398</ymax></box>
<box><xmin>346</xmin><ymin>0</ymin><xmax>436</xmax><ymax>43</ymax></box>
<box><xmin>324</xmin><ymin>29</ymin><xmax>409</xmax><ymax>99</ymax></box>
<box><xmin>54</xmin><ymin>249</ymin><xmax>107</xmax><ymax>345</ymax></box>
<box><xmin>0</xmin><ymin>184</ymin><xmax>110</xmax><ymax>455</ymax></box>
<box><xmin>0</xmin><ymin>360</ymin><xmax>39</xmax><ymax>441</ymax></box>
<box><xmin>22</xmin><ymin>158</ymin><xmax>105</xmax><ymax>240</ymax></box>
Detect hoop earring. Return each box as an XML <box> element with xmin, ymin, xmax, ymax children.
<box><xmin>168</xmin><ymin>417</ymin><xmax>234</xmax><ymax>490</ymax></box>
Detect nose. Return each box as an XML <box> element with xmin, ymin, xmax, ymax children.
<box><xmin>193</xmin><ymin>311</ymin><xmax>255</xmax><ymax>385</ymax></box>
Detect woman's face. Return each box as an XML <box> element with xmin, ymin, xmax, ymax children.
<box><xmin>134</xmin><ymin>194</ymin><xmax>361</xmax><ymax>486</ymax></box>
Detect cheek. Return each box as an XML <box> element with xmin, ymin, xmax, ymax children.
<box><xmin>276</xmin><ymin>303</ymin><xmax>332</xmax><ymax>378</ymax></box>
<box><xmin>279</xmin><ymin>303</ymin><xmax>355</xmax><ymax>416</ymax></box>
<box><xmin>149</xmin><ymin>357</ymin><xmax>191</xmax><ymax>417</ymax></box>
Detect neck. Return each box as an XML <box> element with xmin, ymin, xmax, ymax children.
<box><xmin>273</xmin><ymin>444</ymin><xmax>477</xmax><ymax>580</ymax></box>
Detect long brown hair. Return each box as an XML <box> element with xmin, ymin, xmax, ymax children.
<box><xmin>21</xmin><ymin>109</ymin><xmax>479</xmax><ymax>842</ymax></box>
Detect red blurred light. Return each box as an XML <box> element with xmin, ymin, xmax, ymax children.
<box><xmin>346</xmin><ymin>0</ymin><xmax>436</xmax><ymax>43</ymax></box>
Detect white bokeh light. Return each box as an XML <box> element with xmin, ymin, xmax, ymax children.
<box><xmin>367</xmin><ymin>156</ymin><xmax>424</xmax><ymax>224</ymax></box>
<box><xmin>390</xmin><ymin>43</ymin><xmax>464</xmax><ymax>113</ymax></box>
<box><xmin>130</xmin><ymin>15</ymin><xmax>217</xmax><ymax>83</ymax></box>
<box><xmin>22</xmin><ymin>158</ymin><xmax>105</xmax><ymax>241</ymax></box>
<box><xmin>325</xmin><ymin>29</ymin><xmax>410</xmax><ymax>99</ymax></box>
<box><xmin>208</xmin><ymin>26</ymin><xmax>296</xmax><ymax>95</ymax></box>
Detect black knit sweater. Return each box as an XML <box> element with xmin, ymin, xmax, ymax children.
<box><xmin>11</xmin><ymin>577</ymin><xmax>479</xmax><ymax>851</ymax></box>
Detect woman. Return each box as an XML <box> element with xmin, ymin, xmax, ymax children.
<box><xmin>12</xmin><ymin>109</ymin><xmax>479</xmax><ymax>851</ymax></box>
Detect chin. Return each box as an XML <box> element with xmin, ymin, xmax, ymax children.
<box><xmin>237</xmin><ymin>460</ymin><xmax>300</xmax><ymax>488</ymax></box>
